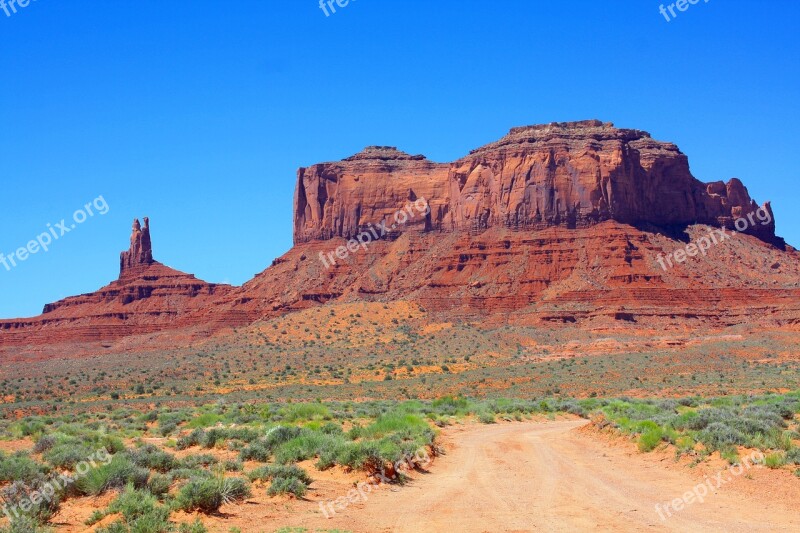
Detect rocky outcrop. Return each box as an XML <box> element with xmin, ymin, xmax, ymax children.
<box><xmin>0</xmin><ymin>217</ymin><xmax>233</xmax><ymax>348</ymax></box>
<box><xmin>208</xmin><ymin>221</ymin><xmax>800</xmax><ymax>332</ymax></box>
<box><xmin>120</xmin><ymin>218</ymin><xmax>154</xmax><ymax>275</ymax></box>
<box><xmin>2</xmin><ymin>121</ymin><xmax>798</xmax><ymax>356</ymax></box>
<box><xmin>294</xmin><ymin>120</ymin><xmax>781</xmax><ymax>247</ymax></box>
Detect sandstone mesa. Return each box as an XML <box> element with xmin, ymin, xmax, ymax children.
<box><xmin>1</xmin><ymin>120</ymin><xmax>798</xmax><ymax>354</ymax></box>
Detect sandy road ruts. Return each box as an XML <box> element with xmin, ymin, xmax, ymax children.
<box><xmin>346</xmin><ymin>420</ymin><xmax>798</xmax><ymax>533</ymax></box>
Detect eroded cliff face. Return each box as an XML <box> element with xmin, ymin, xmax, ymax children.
<box><xmin>294</xmin><ymin>120</ymin><xmax>779</xmax><ymax>246</ymax></box>
<box><xmin>1</xmin><ymin>121</ymin><xmax>796</xmax><ymax>355</ymax></box>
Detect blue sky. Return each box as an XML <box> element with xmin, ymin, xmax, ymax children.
<box><xmin>1</xmin><ymin>0</ymin><xmax>798</xmax><ymax>318</ymax></box>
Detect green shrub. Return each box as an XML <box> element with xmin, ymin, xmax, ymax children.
<box><xmin>32</xmin><ymin>435</ymin><xmax>57</xmax><ymax>454</ymax></box>
<box><xmin>478</xmin><ymin>412</ymin><xmax>496</xmax><ymax>424</ymax></box>
<box><xmin>362</xmin><ymin>412</ymin><xmax>430</xmax><ymax>439</ymax></box>
<box><xmin>147</xmin><ymin>473</ymin><xmax>172</xmax><ymax>498</ymax></box>
<box><xmin>764</xmin><ymin>453</ymin><xmax>786</xmax><ymax>469</ymax></box>
<box><xmin>638</xmin><ymin>426</ymin><xmax>664</xmax><ymax>452</ymax></box>
<box><xmin>86</xmin><ymin>509</ymin><xmax>106</xmax><ymax>526</ymax></box>
<box><xmin>187</xmin><ymin>413</ymin><xmax>223</xmax><ymax>429</ymax></box>
<box><xmin>97</xmin><ymin>485</ymin><xmax>173</xmax><ymax>533</ymax></box>
<box><xmin>0</xmin><ymin>515</ymin><xmax>52</xmax><ymax>533</ymax></box>
<box><xmin>0</xmin><ymin>452</ymin><xmax>49</xmax><ymax>483</ymax></box>
<box><xmin>247</xmin><ymin>464</ymin><xmax>311</xmax><ymax>485</ymax></box>
<box><xmin>176</xmin><ymin>429</ymin><xmax>205</xmax><ymax>451</ymax></box>
<box><xmin>248</xmin><ymin>464</ymin><xmax>312</xmax><ymax>498</ymax></box>
<box><xmin>720</xmin><ymin>447</ymin><xmax>740</xmax><ymax>465</ymax></box>
<box><xmin>180</xmin><ymin>454</ymin><xmax>218</xmax><ymax>469</ymax></box>
<box><xmin>265</xmin><ymin>426</ymin><xmax>303</xmax><ymax>447</ymax></box>
<box><xmin>785</xmin><ymin>447</ymin><xmax>800</xmax><ymax>465</ymax></box>
<box><xmin>129</xmin><ymin>445</ymin><xmax>179</xmax><ymax>473</ymax></box>
<box><xmin>320</xmin><ymin>422</ymin><xmax>344</xmax><ymax>435</ymax></box>
<box><xmin>334</xmin><ymin>441</ymin><xmax>386</xmax><ymax>473</ymax></box>
<box><xmin>43</xmin><ymin>440</ymin><xmax>93</xmax><ymax>470</ymax></box>
<box><xmin>75</xmin><ymin>455</ymin><xmax>150</xmax><ymax>496</ymax></box>
<box><xmin>167</xmin><ymin>468</ymin><xmax>212</xmax><ymax>483</ymax></box>
<box><xmin>222</xmin><ymin>460</ymin><xmax>243</xmax><ymax>472</ymax></box>
<box><xmin>278</xmin><ymin>403</ymin><xmax>331</xmax><ymax>423</ymax></box>
<box><xmin>174</xmin><ymin>476</ymin><xmax>251</xmax><ymax>514</ymax></box>
<box><xmin>699</xmin><ymin>422</ymin><xmax>746</xmax><ymax>450</ymax></box>
<box><xmin>178</xmin><ymin>519</ymin><xmax>208</xmax><ymax>533</ymax></box>
<box><xmin>431</xmin><ymin>396</ymin><xmax>469</xmax><ymax>416</ymax></box>
<box><xmin>239</xmin><ymin>440</ymin><xmax>271</xmax><ymax>462</ymax></box>
<box><xmin>201</xmin><ymin>428</ymin><xmax>228</xmax><ymax>449</ymax></box>
<box><xmin>273</xmin><ymin>432</ymin><xmax>341</xmax><ymax>465</ymax></box>
<box><xmin>266</xmin><ymin>477</ymin><xmax>306</xmax><ymax>498</ymax></box>
<box><xmin>0</xmin><ymin>479</ymin><xmax>61</xmax><ymax>525</ymax></box>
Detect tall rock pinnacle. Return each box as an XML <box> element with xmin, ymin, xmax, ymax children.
<box><xmin>120</xmin><ymin>217</ymin><xmax>154</xmax><ymax>275</ymax></box>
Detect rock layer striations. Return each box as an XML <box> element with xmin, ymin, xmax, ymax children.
<box><xmin>1</xmin><ymin>121</ymin><xmax>797</xmax><ymax>354</ymax></box>
<box><xmin>0</xmin><ymin>218</ymin><xmax>232</xmax><ymax>348</ymax></box>
<box><xmin>294</xmin><ymin>120</ymin><xmax>780</xmax><ymax>246</ymax></box>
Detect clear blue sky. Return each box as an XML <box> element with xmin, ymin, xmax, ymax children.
<box><xmin>1</xmin><ymin>0</ymin><xmax>798</xmax><ymax>318</ymax></box>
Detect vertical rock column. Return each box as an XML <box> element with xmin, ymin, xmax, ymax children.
<box><xmin>119</xmin><ymin>217</ymin><xmax>154</xmax><ymax>276</ymax></box>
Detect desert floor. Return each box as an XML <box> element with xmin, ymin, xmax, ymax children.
<box><xmin>154</xmin><ymin>419</ymin><xmax>800</xmax><ymax>533</ymax></box>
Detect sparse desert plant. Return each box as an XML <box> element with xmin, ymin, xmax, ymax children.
<box><xmin>178</xmin><ymin>519</ymin><xmax>208</xmax><ymax>533</ymax></box>
<box><xmin>0</xmin><ymin>478</ymin><xmax>61</xmax><ymax>525</ymax></box>
<box><xmin>0</xmin><ymin>515</ymin><xmax>52</xmax><ymax>533</ymax></box>
<box><xmin>248</xmin><ymin>464</ymin><xmax>312</xmax><ymax>485</ymax></box>
<box><xmin>267</xmin><ymin>477</ymin><xmax>307</xmax><ymax>498</ymax></box>
<box><xmin>478</xmin><ymin>411</ymin><xmax>496</xmax><ymax>424</ymax></box>
<box><xmin>720</xmin><ymin>447</ymin><xmax>740</xmax><ymax>465</ymax></box>
<box><xmin>638</xmin><ymin>424</ymin><xmax>664</xmax><ymax>452</ymax></box>
<box><xmin>249</xmin><ymin>464</ymin><xmax>312</xmax><ymax>498</ymax></box>
<box><xmin>147</xmin><ymin>473</ymin><xmax>172</xmax><ymax>498</ymax></box>
<box><xmin>764</xmin><ymin>452</ymin><xmax>787</xmax><ymax>469</ymax></box>
<box><xmin>222</xmin><ymin>460</ymin><xmax>243</xmax><ymax>472</ymax></box>
<box><xmin>174</xmin><ymin>476</ymin><xmax>251</xmax><ymax>514</ymax></box>
<box><xmin>180</xmin><ymin>454</ymin><xmax>219</xmax><ymax>469</ymax></box>
<box><xmin>698</xmin><ymin>422</ymin><xmax>746</xmax><ymax>450</ymax></box>
<box><xmin>96</xmin><ymin>484</ymin><xmax>173</xmax><ymax>533</ymax></box>
<box><xmin>74</xmin><ymin>454</ymin><xmax>150</xmax><ymax>496</ymax></box>
<box><xmin>32</xmin><ymin>435</ymin><xmax>57</xmax><ymax>454</ymax></box>
<box><xmin>176</xmin><ymin>429</ymin><xmax>206</xmax><ymax>450</ymax></box>
<box><xmin>0</xmin><ymin>452</ymin><xmax>49</xmax><ymax>484</ymax></box>
<box><xmin>129</xmin><ymin>444</ymin><xmax>179</xmax><ymax>473</ymax></box>
<box><xmin>785</xmin><ymin>447</ymin><xmax>800</xmax><ymax>465</ymax></box>
<box><xmin>239</xmin><ymin>440</ymin><xmax>272</xmax><ymax>462</ymax></box>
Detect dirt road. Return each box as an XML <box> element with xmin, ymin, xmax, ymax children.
<box><xmin>339</xmin><ymin>419</ymin><xmax>798</xmax><ymax>533</ymax></box>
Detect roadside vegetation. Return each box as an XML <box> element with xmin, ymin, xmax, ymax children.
<box><xmin>594</xmin><ymin>391</ymin><xmax>800</xmax><ymax>468</ymax></box>
<box><xmin>0</xmin><ymin>396</ymin><xmax>574</xmax><ymax>532</ymax></box>
<box><xmin>1</xmin><ymin>391</ymin><xmax>798</xmax><ymax>531</ymax></box>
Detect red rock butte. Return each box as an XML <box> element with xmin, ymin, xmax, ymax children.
<box><xmin>0</xmin><ymin>218</ymin><xmax>233</xmax><ymax>349</ymax></box>
<box><xmin>294</xmin><ymin>120</ymin><xmax>780</xmax><ymax>247</ymax></box>
<box><xmin>1</xmin><ymin>120</ymin><xmax>799</xmax><ymax>355</ymax></box>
